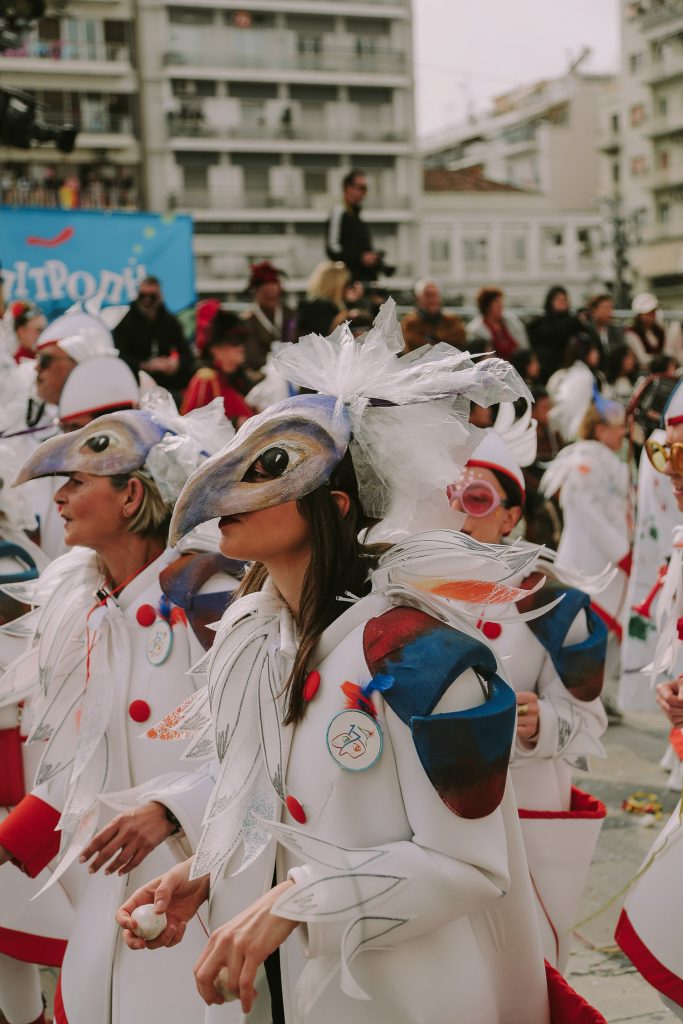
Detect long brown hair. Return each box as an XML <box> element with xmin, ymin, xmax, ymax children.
<box><xmin>235</xmin><ymin>450</ymin><xmax>387</xmax><ymax>725</ymax></box>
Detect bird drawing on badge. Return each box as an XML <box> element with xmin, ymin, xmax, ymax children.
<box><xmin>331</xmin><ymin>721</ymin><xmax>373</xmax><ymax>759</ymax></box>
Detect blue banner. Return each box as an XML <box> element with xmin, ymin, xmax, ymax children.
<box><xmin>0</xmin><ymin>208</ymin><xmax>195</xmax><ymax>318</ymax></box>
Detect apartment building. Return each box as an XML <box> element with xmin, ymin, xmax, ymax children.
<box><xmin>0</xmin><ymin>0</ymin><xmax>420</xmax><ymax>299</ymax></box>
<box><xmin>420</xmin><ymin>65</ymin><xmax>613</xmax><ymax>306</ymax></box>
<box><xmin>419</xmin><ymin>167</ymin><xmax>604</xmax><ymax>309</ymax></box>
<box><xmin>599</xmin><ymin>0</ymin><xmax>683</xmax><ymax>303</ymax></box>
<box><xmin>0</xmin><ymin>0</ymin><xmax>141</xmax><ymax>210</ymax></box>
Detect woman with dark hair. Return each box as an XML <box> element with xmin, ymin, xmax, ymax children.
<box><xmin>548</xmin><ymin>335</ymin><xmax>605</xmax><ymax>443</ymax></box>
<box><xmin>181</xmin><ymin>310</ymin><xmax>255</xmax><ymax>427</ymax></box>
<box><xmin>117</xmin><ymin>306</ymin><xmax>607</xmax><ymax>1023</ymax></box>
<box><xmin>466</xmin><ymin>286</ymin><xmax>528</xmax><ymax>359</ymax></box>
<box><xmin>528</xmin><ymin>286</ymin><xmax>584</xmax><ymax>383</ymax></box>
<box><xmin>0</xmin><ymin>402</ymin><xmax>236</xmax><ymax>1024</ymax></box>
<box><xmin>604</xmin><ymin>344</ymin><xmax>638</xmax><ymax>405</ymax></box>
<box><xmin>7</xmin><ymin>302</ymin><xmax>47</xmax><ymax>363</ymax></box>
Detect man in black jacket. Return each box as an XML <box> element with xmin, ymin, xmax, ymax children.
<box><xmin>112</xmin><ymin>276</ymin><xmax>194</xmax><ymax>401</ymax></box>
<box><xmin>325</xmin><ymin>169</ymin><xmax>387</xmax><ymax>281</ymax></box>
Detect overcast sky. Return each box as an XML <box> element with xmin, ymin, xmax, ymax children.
<box><xmin>413</xmin><ymin>0</ymin><xmax>621</xmax><ymax>140</ymax></box>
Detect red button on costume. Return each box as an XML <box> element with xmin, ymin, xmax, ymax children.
<box><xmin>303</xmin><ymin>670</ymin><xmax>321</xmax><ymax>702</ymax></box>
<box><xmin>128</xmin><ymin>699</ymin><xmax>151</xmax><ymax>723</ymax></box>
<box><xmin>136</xmin><ymin>604</ymin><xmax>156</xmax><ymax>627</ymax></box>
<box><xmin>285</xmin><ymin>795</ymin><xmax>307</xmax><ymax>824</ymax></box>
<box><xmin>481</xmin><ymin>621</ymin><xmax>502</xmax><ymax>640</ymax></box>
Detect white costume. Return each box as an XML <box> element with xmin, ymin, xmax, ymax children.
<box><xmin>541</xmin><ymin>438</ymin><xmax>631</xmax><ymax>641</ymax></box>
<box><xmin>463</xmin><ymin>413</ymin><xmax>608</xmax><ymax>971</ymax></box>
<box><xmin>547</xmin><ymin>362</ymin><xmax>595</xmax><ymax>443</ymax></box>
<box><xmin>0</xmin><ymin>401</ymin><xmax>237</xmax><ymax>1024</ymax></box>
<box><xmin>159</xmin><ymin>305</ymin><xmax>606</xmax><ymax>1023</ymax></box>
<box><xmin>619</xmin><ymin>429</ymin><xmax>680</xmax><ymax>712</ymax></box>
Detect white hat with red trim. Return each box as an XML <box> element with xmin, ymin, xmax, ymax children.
<box><xmin>466</xmin><ymin>402</ymin><xmax>537</xmax><ymax>499</ymax></box>
<box><xmin>663</xmin><ymin>377</ymin><xmax>683</xmax><ymax>427</ymax></box>
<box><xmin>58</xmin><ymin>355</ymin><xmax>139</xmax><ymax>424</ymax></box>
<box><xmin>36</xmin><ymin>312</ymin><xmax>115</xmax><ymax>362</ymax></box>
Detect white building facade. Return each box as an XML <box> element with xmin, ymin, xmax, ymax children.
<box><xmin>0</xmin><ymin>0</ymin><xmax>420</xmax><ymax>300</ymax></box>
<box><xmin>599</xmin><ymin>0</ymin><xmax>683</xmax><ymax>304</ymax></box>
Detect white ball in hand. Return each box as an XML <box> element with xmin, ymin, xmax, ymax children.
<box><xmin>214</xmin><ymin>966</ymin><xmax>239</xmax><ymax>1002</ymax></box>
<box><xmin>131</xmin><ymin>904</ymin><xmax>167</xmax><ymax>941</ymax></box>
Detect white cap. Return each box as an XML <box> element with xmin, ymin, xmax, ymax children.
<box><xmin>58</xmin><ymin>355</ymin><xmax>139</xmax><ymax>424</ymax></box>
<box><xmin>632</xmin><ymin>292</ymin><xmax>658</xmax><ymax>316</ymax></box>
<box><xmin>36</xmin><ymin>312</ymin><xmax>116</xmax><ymax>363</ymax></box>
<box><xmin>467</xmin><ymin>430</ymin><xmax>526</xmax><ymax>498</ymax></box>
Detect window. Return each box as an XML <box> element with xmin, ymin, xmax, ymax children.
<box><xmin>629</xmin><ymin>52</ymin><xmax>643</xmax><ymax>73</ymax></box>
<box><xmin>502</xmin><ymin>230</ymin><xmax>527</xmax><ymax>269</ymax></box>
<box><xmin>610</xmin><ymin>113</ymin><xmax>620</xmax><ymax>133</ymax></box>
<box><xmin>429</xmin><ymin>235</ymin><xmax>451</xmax><ymax>269</ymax></box>
<box><xmin>630</xmin><ymin>104</ymin><xmax>646</xmax><ymax>127</ymax></box>
<box><xmin>658</xmin><ymin>95</ymin><xmax>668</xmax><ymax>116</ymax></box>
<box><xmin>169</xmin><ymin>7</ymin><xmax>213</xmax><ymax>24</ymax></box>
<box><xmin>612</xmin><ymin>161</ymin><xmax>621</xmax><ymax>184</ymax></box>
<box><xmin>660</xmin><ymin>150</ymin><xmax>670</xmax><ymax>169</ymax></box>
<box><xmin>463</xmin><ymin>237</ymin><xmax>488</xmax><ymax>266</ymax></box>
<box><xmin>631</xmin><ymin>155</ymin><xmax>648</xmax><ymax>175</ymax></box>
<box><xmin>303</xmin><ymin>168</ymin><xmax>327</xmax><ymax>194</ymax></box>
<box><xmin>657</xmin><ymin>202</ymin><xmax>670</xmax><ymax>225</ymax></box>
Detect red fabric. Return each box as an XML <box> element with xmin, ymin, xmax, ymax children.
<box><xmin>616</xmin><ymin>908</ymin><xmax>683</xmax><ymax>1007</ymax></box>
<box><xmin>0</xmin><ymin>924</ymin><xmax>67</xmax><ymax>967</ymax></box>
<box><xmin>0</xmin><ymin>794</ymin><xmax>61</xmax><ymax>878</ymax></box>
<box><xmin>181</xmin><ymin>369</ymin><xmax>255</xmax><ymax>422</ymax></box>
<box><xmin>54</xmin><ymin>973</ymin><xmax>68</xmax><ymax>1024</ymax></box>
<box><xmin>545</xmin><ymin>960</ymin><xmax>607</xmax><ymax>1022</ymax></box>
<box><xmin>484</xmin><ymin>318</ymin><xmax>518</xmax><ymax>359</ymax></box>
<box><xmin>519</xmin><ymin>786</ymin><xmax>607</xmax><ymax>820</ymax></box>
<box><xmin>13</xmin><ymin>345</ymin><xmax>34</xmax><ymax>363</ymax></box>
<box><xmin>590</xmin><ymin>601</ymin><xmax>623</xmax><ymax>642</ymax></box>
<box><xmin>617</xmin><ymin>550</ymin><xmax>633</xmax><ymax>576</ymax></box>
<box><xmin>0</xmin><ymin>726</ymin><xmax>26</xmax><ymax>805</ymax></box>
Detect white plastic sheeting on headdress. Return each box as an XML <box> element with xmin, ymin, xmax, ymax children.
<box><xmin>0</xmin><ymin>441</ymin><xmax>38</xmax><ymax>533</ymax></box>
<box><xmin>272</xmin><ymin>300</ymin><xmax>531</xmax><ymax>536</ymax></box>
<box><xmin>652</xmin><ymin>525</ymin><xmax>683</xmax><ymax>680</ymax></box>
<box><xmin>139</xmin><ymin>387</ymin><xmax>235</xmax><ymax>504</ymax></box>
<box><xmin>466</xmin><ymin>402</ymin><xmax>537</xmax><ymax>494</ymax></box>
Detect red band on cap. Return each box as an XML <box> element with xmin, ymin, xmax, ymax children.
<box><xmin>466</xmin><ymin>459</ymin><xmax>526</xmax><ymax>500</ymax></box>
<box><xmin>667</xmin><ymin>414</ymin><xmax>683</xmax><ymax>426</ymax></box>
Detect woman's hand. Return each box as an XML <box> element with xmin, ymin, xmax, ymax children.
<box><xmin>516</xmin><ymin>691</ymin><xmax>540</xmax><ymax>746</ymax></box>
<box><xmin>194</xmin><ymin>879</ymin><xmax>297</xmax><ymax>1013</ymax></box>
<box><xmin>116</xmin><ymin>858</ymin><xmax>210</xmax><ymax>951</ymax></box>
<box><xmin>657</xmin><ymin>678</ymin><xmax>683</xmax><ymax>727</ymax></box>
<box><xmin>79</xmin><ymin>801</ymin><xmax>176</xmax><ymax>876</ymax></box>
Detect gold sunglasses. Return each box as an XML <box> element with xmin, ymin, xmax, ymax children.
<box><xmin>645</xmin><ymin>438</ymin><xmax>683</xmax><ymax>474</ymax></box>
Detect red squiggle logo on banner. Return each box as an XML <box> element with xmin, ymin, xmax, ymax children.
<box><xmin>25</xmin><ymin>227</ymin><xmax>75</xmax><ymax>248</ymax></box>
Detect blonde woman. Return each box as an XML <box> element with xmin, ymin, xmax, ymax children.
<box><xmin>296</xmin><ymin>260</ymin><xmax>350</xmax><ymax>336</ymax></box>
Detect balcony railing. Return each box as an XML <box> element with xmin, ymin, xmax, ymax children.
<box><xmin>644</xmin><ymin>50</ymin><xmax>683</xmax><ymax>82</ymax></box>
<box><xmin>171</xmin><ymin>188</ymin><xmax>411</xmax><ymax>211</ymax></box>
<box><xmin>0</xmin><ymin>183</ymin><xmax>140</xmax><ymax>210</ymax></box>
<box><xmin>42</xmin><ymin>113</ymin><xmax>137</xmax><ymax>136</ymax></box>
<box><xmin>0</xmin><ymin>40</ymin><xmax>131</xmax><ymax>63</ymax></box>
<box><xmin>640</xmin><ymin>0</ymin><xmax>683</xmax><ymax>30</ymax></box>
<box><xmin>163</xmin><ymin>43</ymin><xmax>407</xmax><ymax>75</ymax></box>
<box><xmin>167</xmin><ymin>117</ymin><xmax>408</xmax><ymax>144</ymax></box>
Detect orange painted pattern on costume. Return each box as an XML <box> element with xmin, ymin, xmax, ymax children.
<box><xmin>414</xmin><ymin>578</ymin><xmax>527</xmax><ymax>604</ymax></box>
<box><xmin>146</xmin><ymin>693</ymin><xmax>196</xmax><ymax>741</ymax></box>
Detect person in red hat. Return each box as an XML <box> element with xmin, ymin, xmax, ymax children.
<box><xmin>240</xmin><ymin>262</ymin><xmax>297</xmax><ymax>379</ymax></box>
<box><xmin>181</xmin><ymin>310</ymin><xmax>255</xmax><ymax>427</ymax></box>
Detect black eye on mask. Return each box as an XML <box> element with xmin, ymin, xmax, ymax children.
<box><xmin>84</xmin><ymin>435</ymin><xmax>110</xmax><ymax>453</ymax></box>
<box><xmin>259</xmin><ymin>447</ymin><xmax>289</xmax><ymax>477</ymax></box>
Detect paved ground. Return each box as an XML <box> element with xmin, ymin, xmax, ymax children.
<box><xmin>568</xmin><ymin>709</ymin><xmax>680</xmax><ymax>1023</ymax></box>
<box><xmin>3</xmin><ymin>710</ymin><xmax>680</xmax><ymax>1023</ymax></box>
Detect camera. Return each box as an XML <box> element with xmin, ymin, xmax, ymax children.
<box><xmin>0</xmin><ymin>87</ymin><xmax>77</xmax><ymax>152</ymax></box>
<box><xmin>375</xmin><ymin>249</ymin><xmax>396</xmax><ymax>278</ymax></box>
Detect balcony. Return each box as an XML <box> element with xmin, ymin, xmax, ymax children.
<box><xmin>167</xmin><ymin>117</ymin><xmax>409</xmax><ymax>147</ymax></box>
<box><xmin>0</xmin><ymin>181</ymin><xmax>140</xmax><ymax>210</ymax></box>
<box><xmin>648</xmin><ymin>164</ymin><xmax>683</xmax><ymax>189</ymax></box>
<box><xmin>644</xmin><ymin>50</ymin><xmax>683</xmax><ymax>83</ymax></box>
<box><xmin>639</xmin><ymin>0</ymin><xmax>683</xmax><ymax>31</ymax></box>
<box><xmin>646</xmin><ymin>110</ymin><xmax>683</xmax><ymax>137</ymax></box>
<box><xmin>171</xmin><ymin>188</ymin><xmax>411</xmax><ymax>212</ymax></box>
<box><xmin>0</xmin><ymin>39</ymin><xmax>132</xmax><ymax>71</ymax></box>
<box><xmin>163</xmin><ymin>38</ymin><xmax>407</xmax><ymax>77</ymax></box>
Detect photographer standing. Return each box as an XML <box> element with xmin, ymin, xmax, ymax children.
<box><xmin>325</xmin><ymin>168</ymin><xmax>392</xmax><ymax>281</ymax></box>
